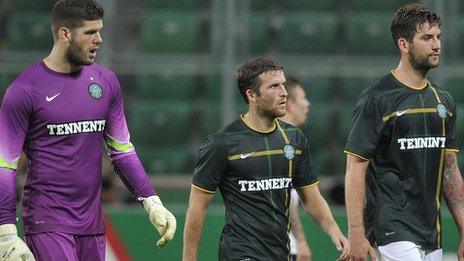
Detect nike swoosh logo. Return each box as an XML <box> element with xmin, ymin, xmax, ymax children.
<box><xmin>240</xmin><ymin>152</ymin><xmax>254</xmax><ymax>159</ymax></box>
<box><xmin>46</xmin><ymin>93</ymin><xmax>61</xmax><ymax>102</ymax></box>
<box><xmin>396</xmin><ymin>109</ymin><xmax>410</xmax><ymax>116</ymax></box>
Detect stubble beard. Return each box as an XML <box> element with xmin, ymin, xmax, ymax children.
<box><xmin>409</xmin><ymin>47</ymin><xmax>439</xmax><ymax>78</ymax></box>
<box><xmin>66</xmin><ymin>40</ymin><xmax>92</xmax><ymax>67</ymax></box>
<box><xmin>260</xmin><ymin>105</ymin><xmax>286</xmax><ymax>120</ymax></box>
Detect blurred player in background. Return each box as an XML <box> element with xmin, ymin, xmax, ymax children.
<box><xmin>344</xmin><ymin>3</ymin><xmax>464</xmax><ymax>261</ymax></box>
<box><xmin>183</xmin><ymin>58</ymin><xmax>348</xmax><ymax>261</ymax></box>
<box><xmin>0</xmin><ymin>0</ymin><xmax>176</xmax><ymax>260</ymax></box>
<box><xmin>279</xmin><ymin>76</ymin><xmax>312</xmax><ymax>261</ymax></box>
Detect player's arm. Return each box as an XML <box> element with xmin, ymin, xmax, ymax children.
<box><xmin>183</xmin><ymin>185</ymin><xmax>214</xmax><ymax>261</ymax></box>
<box><xmin>344</xmin><ymin>154</ymin><xmax>376</xmax><ymax>261</ymax></box>
<box><xmin>443</xmin><ymin>151</ymin><xmax>464</xmax><ymax>261</ymax></box>
<box><xmin>289</xmin><ymin>191</ymin><xmax>312</xmax><ymax>261</ymax></box>
<box><xmin>183</xmin><ymin>132</ymin><xmax>225</xmax><ymax>260</ymax></box>
<box><xmin>183</xmin><ymin>133</ymin><xmax>224</xmax><ymax>261</ymax></box>
<box><xmin>0</xmin><ymin>84</ymin><xmax>35</xmax><ymax>260</ymax></box>
<box><xmin>104</xmin><ymin>74</ymin><xmax>176</xmax><ymax>247</ymax></box>
<box><xmin>297</xmin><ymin>184</ymin><xmax>348</xmax><ymax>260</ymax></box>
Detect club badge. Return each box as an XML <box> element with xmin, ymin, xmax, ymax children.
<box><xmin>88</xmin><ymin>83</ymin><xmax>103</xmax><ymax>99</ymax></box>
<box><xmin>436</xmin><ymin>104</ymin><xmax>447</xmax><ymax>119</ymax></box>
<box><xmin>284</xmin><ymin>144</ymin><xmax>295</xmax><ymax>160</ymax></box>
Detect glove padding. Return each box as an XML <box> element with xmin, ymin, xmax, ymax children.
<box><xmin>138</xmin><ymin>196</ymin><xmax>176</xmax><ymax>247</ymax></box>
<box><xmin>0</xmin><ymin>224</ymin><xmax>35</xmax><ymax>261</ymax></box>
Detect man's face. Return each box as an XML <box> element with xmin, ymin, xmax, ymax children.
<box><xmin>254</xmin><ymin>70</ymin><xmax>287</xmax><ymax>119</ymax></box>
<box><xmin>66</xmin><ymin>20</ymin><xmax>103</xmax><ymax>66</ymax></box>
<box><xmin>287</xmin><ymin>85</ymin><xmax>310</xmax><ymax>127</ymax></box>
<box><xmin>408</xmin><ymin>22</ymin><xmax>441</xmax><ymax>72</ymax></box>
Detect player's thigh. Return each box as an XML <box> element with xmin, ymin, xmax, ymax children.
<box><xmin>377</xmin><ymin>241</ymin><xmax>423</xmax><ymax>261</ymax></box>
<box><xmin>76</xmin><ymin>234</ymin><xmax>106</xmax><ymax>261</ymax></box>
<box><xmin>25</xmin><ymin>232</ymin><xmax>79</xmax><ymax>261</ymax></box>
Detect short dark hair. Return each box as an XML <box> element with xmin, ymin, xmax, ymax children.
<box><xmin>284</xmin><ymin>76</ymin><xmax>302</xmax><ymax>100</ymax></box>
<box><xmin>391</xmin><ymin>3</ymin><xmax>441</xmax><ymax>50</ymax></box>
<box><xmin>236</xmin><ymin>58</ymin><xmax>284</xmax><ymax>104</ymax></box>
<box><xmin>51</xmin><ymin>0</ymin><xmax>104</xmax><ymax>39</ymax></box>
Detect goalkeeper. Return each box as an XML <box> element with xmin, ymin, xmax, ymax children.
<box><xmin>0</xmin><ymin>0</ymin><xmax>175</xmax><ymax>260</ymax></box>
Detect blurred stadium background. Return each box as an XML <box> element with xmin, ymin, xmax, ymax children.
<box><xmin>0</xmin><ymin>0</ymin><xmax>462</xmax><ymax>260</ymax></box>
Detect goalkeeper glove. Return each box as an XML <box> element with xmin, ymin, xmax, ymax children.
<box><xmin>138</xmin><ymin>195</ymin><xmax>176</xmax><ymax>247</ymax></box>
<box><xmin>0</xmin><ymin>224</ymin><xmax>35</xmax><ymax>261</ymax></box>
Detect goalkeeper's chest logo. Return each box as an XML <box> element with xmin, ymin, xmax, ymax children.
<box><xmin>88</xmin><ymin>83</ymin><xmax>103</xmax><ymax>99</ymax></box>
<box><xmin>46</xmin><ymin>119</ymin><xmax>106</xmax><ymax>136</ymax></box>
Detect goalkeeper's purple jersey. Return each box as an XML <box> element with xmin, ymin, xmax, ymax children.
<box><xmin>0</xmin><ymin>60</ymin><xmax>155</xmax><ymax>235</ymax></box>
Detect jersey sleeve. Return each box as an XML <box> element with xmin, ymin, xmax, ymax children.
<box><xmin>443</xmin><ymin>92</ymin><xmax>458</xmax><ymax>151</ymax></box>
<box><xmin>104</xmin><ymin>73</ymin><xmax>155</xmax><ymax>198</ymax></box>
<box><xmin>0</xmin><ymin>84</ymin><xmax>32</xmax><ymax>224</ymax></box>
<box><xmin>345</xmin><ymin>93</ymin><xmax>383</xmax><ymax>160</ymax></box>
<box><xmin>192</xmin><ymin>134</ymin><xmax>228</xmax><ymax>193</ymax></box>
<box><xmin>292</xmin><ymin>132</ymin><xmax>318</xmax><ymax>188</ymax></box>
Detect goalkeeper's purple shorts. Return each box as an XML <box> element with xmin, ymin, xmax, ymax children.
<box><xmin>25</xmin><ymin>232</ymin><xmax>106</xmax><ymax>261</ymax></box>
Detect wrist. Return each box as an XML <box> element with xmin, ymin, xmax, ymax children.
<box><xmin>327</xmin><ymin>223</ymin><xmax>343</xmax><ymax>238</ymax></box>
<box><xmin>138</xmin><ymin>195</ymin><xmax>163</xmax><ymax>212</ymax></box>
<box><xmin>348</xmin><ymin>223</ymin><xmax>364</xmax><ymax>233</ymax></box>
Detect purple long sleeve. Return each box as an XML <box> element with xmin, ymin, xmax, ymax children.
<box><xmin>0</xmin><ymin>81</ymin><xmax>31</xmax><ymax>225</ymax></box>
<box><xmin>0</xmin><ymin>61</ymin><xmax>154</xmax><ymax>235</ymax></box>
<box><xmin>104</xmin><ymin>72</ymin><xmax>155</xmax><ymax>198</ymax></box>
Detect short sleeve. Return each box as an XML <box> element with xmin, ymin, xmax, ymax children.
<box><xmin>345</xmin><ymin>93</ymin><xmax>383</xmax><ymax>159</ymax></box>
<box><xmin>292</xmin><ymin>132</ymin><xmax>318</xmax><ymax>188</ymax></box>
<box><xmin>443</xmin><ymin>92</ymin><xmax>458</xmax><ymax>150</ymax></box>
<box><xmin>192</xmin><ymin>134</ymin><xmax>228</xmax><ymax>192</ymax></box>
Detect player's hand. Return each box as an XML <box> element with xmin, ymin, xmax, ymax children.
<box><xmin>347</xmin><ymin>230</ymin><xmax>376</xmax><ymax>261</ymax></box>
<box><xmin>296</xmin><ymin>240</ymin><xmax>312</xmax><ymax>261</ymax></box>
<box><xmin>0</xmin><ymin>224</ymin><xmax>35</xmax><ymax>261</ymax></box>
<box><xmin>329</xmin><ymin>231</ymin><xmax>349</xmax><ymax>261</ymax></box>
<box><xmin>457</xmin><ymin>237</ymin><xmax>464</xmax><ymax>261</ymax></box>
<box><xmin>138</xmin><ymin>196</ymin><xmax>177</xmax><ymax>247</ymax></box>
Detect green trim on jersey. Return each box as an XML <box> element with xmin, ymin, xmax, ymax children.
<box><xmin>104</xmin><ymin>135</ymin><xmax>134</xmax><ymax>152</ymax></box>
<box><xmin>344</xmin><ymin>150</ymin><xmax>370</xmax><ymax>161</ymax></box>
<box><xmin>239</xmin><ymin>114</ymin><xmax>277</xmax><ymax>134</ymax></box>
<box><xmin>0</xmin><ymin>157</ymin><xmax>17</xmax><ymax>170</ymax></box>
<box><xmin>382</xmin><ymin>107</ymin><xmax>453</xmax><ymax>122</ymax></box>
<box><xmin>228</xmin><ymin>149</ymin><xmax>302</xmax><ymax>161</ymax></box>
<box><xmin>263</xmin><ymin>136</ymin><xmax>280</xmax><ymax>244</ymax></box>
<box><xmin>276</xmin><ymin>121</ymin><xmax>292</xmax><ymax>260</ymax></box>
<box><xmin>276</xmin><ymin>121</ymin><xmax>290</xmax><ymax>144</ymax></box>
<box><xmin>382</xmin><ymin>107</ymin><xmax>437</xmax><ymax>122</ymax></box>
<box><xmin>435</xmin><ymin>148</ymin><xmax>445</xmax><ymax>247</ymax></box>
<box><xmin>299</xmin><ymin>180</ymin><xmax>320</xmax><ymax>190</ymax></box>
<box><xmin>191</xmin><ymin>183</ymin><xmax>215</xmax><ymax>194</ymax></box>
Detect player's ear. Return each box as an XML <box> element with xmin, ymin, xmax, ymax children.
<box><xmin>397</xmin><ymin>37</ymin><xmax>410</xmax><ymax>53</ymax></box>
<box><xmin>246</xmin><ymin>89</ymin><xmax>257</xmax><ymax>103</ymax></box>
<box><xmin>58</xmin><ymin>27</ymin><xmax>73</xmax><ymax>43</ymax></box>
